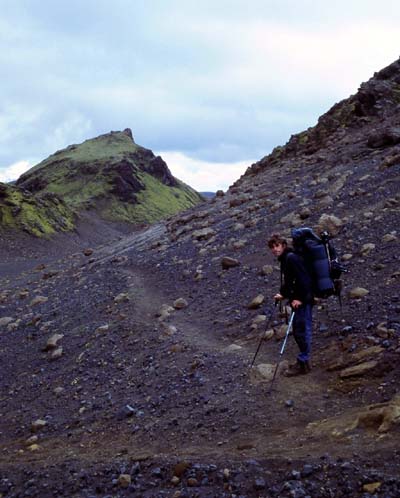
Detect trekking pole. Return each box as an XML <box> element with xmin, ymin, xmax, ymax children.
<box><xmin>268</xmin><ymin>310</ymin><xmax>296</xmax><ymax>394</ymax></box>
<box><xmin>250</xmin><ymin>300</ymin><xmax>278</xmax><ymax>368</ymax></box>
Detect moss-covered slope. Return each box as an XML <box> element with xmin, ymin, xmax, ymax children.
<box><xmin>0</xmin><ymin>183</ymin><xmax>75</xmax><ymax>237</ymax></box>
<box><xmin>16</xmin><ymin>128</ymin><xmax>203</xmax><ymax>224</ymax></box>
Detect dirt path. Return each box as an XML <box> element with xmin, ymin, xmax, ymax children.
<box><xmin>115</xmin><ymin>264</ymin><xmax>387</xmax><ymax>463</ymax></box>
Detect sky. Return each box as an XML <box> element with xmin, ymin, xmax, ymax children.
<box><xmin>1</xmin><ymin>1</ymin><xmax>399</xmax><ymax>191</ymax></box>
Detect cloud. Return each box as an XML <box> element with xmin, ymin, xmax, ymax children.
<box><xmin>159</xmin><ymin>151</ymin><xmax>256</xmax><ymax>191</ymax></box>
<box><xmin>0</xmin><ymin>160</ymin><xmax>31</xmax><ymax>183</ymax></box>
<box><xmin>43</xmin><ymin>113</ymin><xmax>93</xmax><ymax>155</ymax></box>
<box><xmin>0</xmin><ymin>1</ymin><xmax>399</xmax><ymax>189</ymax></box>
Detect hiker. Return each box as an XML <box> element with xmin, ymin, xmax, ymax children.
<box><xmin>267</xmin><ymin>233</ymin><xmax>314</xmax><ymax>376</ymax></box>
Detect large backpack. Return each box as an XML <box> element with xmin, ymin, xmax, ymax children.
<box><xmin>290</xmin><ymin>227</ymin><xmax>346</xmax><ymax>300</ymax></box>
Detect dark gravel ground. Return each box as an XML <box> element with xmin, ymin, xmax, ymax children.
<box><xmin>1</xmin><ymin>59</ymin><xmax>400</xmax><ymax>497</ymax></box>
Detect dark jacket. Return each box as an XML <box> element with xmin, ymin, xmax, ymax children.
<box><xmin>278</xmin><ymin>247</ymin><xmax>314</xmax><ymax>304</ymax></box>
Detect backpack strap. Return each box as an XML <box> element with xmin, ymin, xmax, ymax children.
<box><xmin>279</xmin><ymin>260</ymin><xmax>289</xmax><ymax>321</ymax></box>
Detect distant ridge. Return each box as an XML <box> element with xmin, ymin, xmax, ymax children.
<box><xmin>199</xmin><ymin>191</ymin><xmax>215</xmax><ymax>199</ymax></box>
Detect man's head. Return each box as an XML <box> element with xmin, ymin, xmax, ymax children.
<box><xmin>267</xmin><ymin>233</ymin><xmax>287</xmax><ymax>257</ymax></box>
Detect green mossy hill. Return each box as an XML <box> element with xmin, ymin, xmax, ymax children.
<box><xmin>0</xmin><ymin>183</ymin><xmax>75</xmax><ymax>237</ymax></box>
<box><xmin>17</xmin><ymin>128</ymin><xmax>203</xmax><ymax>224</ymax></box>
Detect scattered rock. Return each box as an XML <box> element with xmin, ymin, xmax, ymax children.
<box><xmin>275</xmin><ymin>324</ymin><xmax>289</xmax><ymax>339</ymax></box>
<box><xmin>254</xmin><ymin>477</ymin><xmax>266</xmax><ymax>490</ymax></box>
<box><xmin>118</xmin><ymin>474</ymin><xmax>131</xmax><ymax>488</ymax></box>
<box><xmin>252</xmin><ymin>315</ymin><xmax>267</xmax><ymax>325</ymax></box>
<box><xmin>376</xmin><ymin>322</ymin><xmax>389</xmax><ymax>338</ymax></box>
<box><xmin>194</xmin><ymin>269</ymin><xmax>203</xmax><ymax>281</ymax></box>
<box><xmin>173</xmin><ymin>298</ymin><xmax>188</xmax><ymax>309</ymax></box>
<box><xmin>261</xmin><ymin>265</ymin><xmax>274</xmax><ymax>275</ymax></box>
<box><xmin>114</xmin><ymin>293</ymin><xmax>130</xmax><ymax>303</ymax></box>
<box><xmin>192</xmin><ymin>228</ymin><xmax>216</xmax><ymax>240</ymax></box>
<box><xmin>354</xmin><ymin>394</ymin><xmax>400</xmax><ymax>433</ymax></box>
<box><xmin>317</xmin><ymin>214</ymin><xmax>343</xmax><ymax>235</ymax></box>
<box><xmin>299</xmin><ymin>207</ymin><xmax>311</xmax><ymax>219</ymax></box>
<box><xmin>339</xmin><ymin>360</ymin><xmax>378</xmax><ymax>378</ymax></box>
<box><xmin>0</xmin><ymin>317</ymin><xmax>14</xmax><ymax>327</ymax></box>
<box><xmin>156</xmin><ymin>304</ymin><xmax>175</xmax><ymax>321</ymax></box>
<box><xmin>382</xmin><ymin>233</ymin><xmax>397</xmax><ymax>243</ymax></box>
<box><xmin>7</xmin><ymin>319</ymin><xmax>21</xmax><ymax>332</ymax></box>
<box><xmin>161</xmin><ymin>324</ymin><xmax>177</xmax><ymax>336</ymax></box>
<box><xmin>30</xmin><ymin>295</ymin><xmax>48</xmax><ymax>306</ymax></box>
<box><xmin>221</xmin><ymin>257</ymin><xmax>240</xmax><ymax>269</ymax></box>
<box><xmin>31</xmin><ymin>419</ymin><xmax>47</xmax><ymax>433</ymax></box>
<box><xmin>248</xmin><ymin>294</ymin><xmax>265</xmax><ymax>309</ymax></box>
<box><xmin>367</xmin><ymin>126</ymin><xmax>400</xmax><ymax>148</ymax></box>
<box><xmin>301</xmin><ymin>464</ymin><xmax>314</xmax><ymax>477</ymax></box>
<box><xmin>50</xmin><ymin>347</ymin><xmax>63</xmax><ymax>360</ymax></box>
<box><xmin>117</xmin><ymin>404</ymin><xmax>136</xmax><ymax>419</ymax></box>
<box><xmin>263</xmin><ymin>329</ymin><xmax>274</xmax><ymax>341</ymax></box>
<box><xmin>42</xmin><ymin>270</ymin><xmax>59</xmax><ymax>280</ymax></box>
<box><xmin>254</xmin><ymin>363</ymin><xmax>276</xmax><ymax>381</ymax></box>
<box><xmin>173</xmin><ymin>461</ymin><xmax>190</xmax><ymax>477</ymax></box>
<box><xmin>253</xmin><ymin>361</ymin><xmax>288</xmax><ymax>381</ymax></box>
<box><xmin>25</xmin><ymin>435</ymin><xmax>38</xmax><ymax>446</ymax></box>
<box><xmin>170</xmin><ymin>344</ymin><xmax>184</xmax><ymax>353</ymax></box>
<box><xmin>353</xmin><ymin>345</ymin><xmax>384</xmax><ymax>360</ymax></box>
<box><xmin>229</xmin><ymin>194</ymin><xmax>252</xmax><ymax>208</ymax></box>
<box><xmin>224</xmin><ymin>344</ymin><xmax>243</xmax><ymax>353</ymax></box>
<box><xmin>362</xmin><ymin>482</ymin><xmax>382</xmax><ymax>493</ymax></box>
<box><xmin>95</xmin><ymin>324</ymin><xmax>110</xmax><ymax>333</ymax></box>
<box><xmin>348</xmin><ymin>287</ymin><xmax>369</xmax><ymax>299</ymax></box>
<box><xmin>44</xmin><ymin>333</ymin><xmax>64</xmax><ymax>351</ymax></box>
<box><xmin>280</xmin><ymin>212</ymin><xmax>302</xmax><ymax>227</ymax></box>
<box><xmin>360</xmin><ymin>243</ymin><xmax>375</xmax><ymax>256</ymax></box>
<box><xmin>380</xmin><ymin>153</ymin><xmax>400</xmax><ymax>169</ymax></box>
<box><xmin>233</xmin><ymin>222</ymin><xmax>245</xmax><ymax>231</ymax></box>
<box><xmin>232</xmin><ymin>239</ymin><xmax>247</xmax><ymax>249</ymax></box>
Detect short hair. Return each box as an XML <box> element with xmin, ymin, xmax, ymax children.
<box><xmin>267</xmin><ymin>233</ymin><xmax>287</xmax><ymax>248</ymax></box>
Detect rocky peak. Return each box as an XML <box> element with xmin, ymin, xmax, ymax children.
<box><xmin>12</xmin><ymin>128</ymin><xmax>202</xmax><ymax>227</ymax></box>
<box><xmin>122</xmin><ymin>127</ymin><xmax>135</xmax><ymax>142</ymax></box>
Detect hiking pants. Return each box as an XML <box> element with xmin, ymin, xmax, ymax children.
<box><xmin>293</xmin><ymin>304</ymin><xmax>313</xmax><ymax>363</ymax></box>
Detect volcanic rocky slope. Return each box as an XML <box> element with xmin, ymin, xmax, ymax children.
<box><xmin>0</xmin><ymin>59</ymin><xmax>400</xmax><ymax>496</ymax></box>
<box><xmin>3</xmin><ymin>128</ymin><xmax>202</xmax><ymax>236</ymax></box>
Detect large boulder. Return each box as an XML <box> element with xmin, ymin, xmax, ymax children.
<box><xmin>317</xmin><ymin>214</ymin><xmax>343</xmax><ymax>235</ymax></box>
<box><xmin>367</xmin><ymin>127</ymin><xmax>400</xmax><ymax>148</ymax></box>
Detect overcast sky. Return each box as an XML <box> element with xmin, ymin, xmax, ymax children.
<box><xmin>1</xmin><ymin>1</ymin><xmax>399</xmax><ymax>190</ymax></box>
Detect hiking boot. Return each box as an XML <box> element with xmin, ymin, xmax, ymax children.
<box><xmin>285</xmin><ymin>360</ymin><xmax>311</xmax><ymax>377</ymax></box>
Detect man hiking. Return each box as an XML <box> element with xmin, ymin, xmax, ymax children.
<box><xmin>268</xmin><ymin>233</ymin><xmax>314</xmax><ymax>376</ymax></box>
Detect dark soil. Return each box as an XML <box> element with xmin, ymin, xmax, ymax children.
<box><xmin>1</xmin><ymin>214</ymin><xmax>400</xmax><ymax>497</ymax></box>
<box><xmin>1</xmin><ymin>58</ymin><xmax>400</xmax><ymax>497</ymax></box>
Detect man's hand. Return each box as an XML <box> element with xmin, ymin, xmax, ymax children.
<box><xmin>273</xmin><ymin>293</ymin><xmax>284</xmax><ymax>301</ymax></box>
<box><xmin>291</xmin><ymin>299</ymin><xmax>302</xmax><ymax>309</ymax></box>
